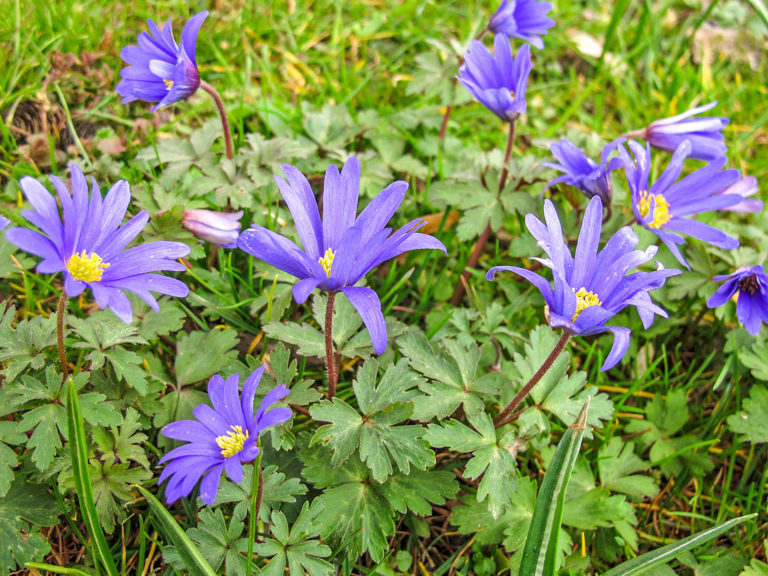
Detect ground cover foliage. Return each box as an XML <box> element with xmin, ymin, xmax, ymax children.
<box><xmin>1</xmin><ymin>0</ymin><xmax>768</xmax><ymax>575</ymax></box>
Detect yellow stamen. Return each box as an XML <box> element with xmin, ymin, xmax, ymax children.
<box><xmin>215</xmin><ymin>425</ymin><xmax>249</xmax><ymax>458</ymax></box>
<box><xmin>164</xmin><ymin>79</ymin><xmax>174</xmax><ymax>90</ymax></box>
<box><xmin>67</xmin><ymin>251</ymin><xmax>109</xmax><ymax>282</ymax></box>
<box><xmin>572</xmin><ymin>287</ymin><xmax>601</xmax><ymax>321</ymax></box>
<box><xmin>637</xmin><ymin>191</ymin><xmax>671</xmax><ymax>229</ymax></box>
<box><xmin>318</xmin><ymin>248</ymin><xmax>335</xmax><ymax>278</ymax></box>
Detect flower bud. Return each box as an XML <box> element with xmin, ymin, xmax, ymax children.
<box><xmin>183</xmin><ymin>209</ymin><xmax>243</xmax><ymax>248</ymax></box>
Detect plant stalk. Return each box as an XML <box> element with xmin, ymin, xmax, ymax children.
<box><xmin>325</xmin><ymin>292</ymin><xmax>338</xmax><ymax>399</ymax></box>
<box><xmin>245</xmin><ymin>451</ymin><xmax>263</xmax><ymax>576</ymax></box>
<box><xmin>56</xmin><ymin>289</ymin><xmax>68</xmax><ymax>382</ymax></box>
<box><xmin>494</xmin><ymin>332</ymin><xmax>570</xmax><ymax>428</ymax></box>
<box><xmin>450</xmin><ymin>119</ymin><xmax>517</xmax><ymax>305</ymax></box>
<box><xmin>200</xmin><ymin>81</ymin><xmax>234</xmax><ymax>160</ymax></box>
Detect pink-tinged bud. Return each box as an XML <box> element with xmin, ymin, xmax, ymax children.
<box><xmin>716</xmin><ymin>176</ymin><xmax>763</xmax><ymax>213</ymax></box>
<box><xmin>183</xmin><ymin>209</ymin><xmax>243</xmax><ymax>248</ymax></box>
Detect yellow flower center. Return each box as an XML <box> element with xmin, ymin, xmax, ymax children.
<box><xmin>67</xmin><ymin>251</ymin><xmax>109</xmax><ymax>282</ymax></box>
<box><xmin>164</xmin><ymin>79</ymin><xmax>174</xmax><ymax>90</ymax></box>
<box><xmin>318</xmin><ymin>248</ymin><xmax>335</xmax><ymax>278</ymax></box>
<box><xmin>637</xmin><ymin>191</ymin><xmax>671</xmax><ymax>229</ymax></box>
<box><xmin>572</xmin><ymin>287</ymin><xmax>601</xmax><ymax>321</ymax></box>
<box><xmin>215</xmin><ymin>425</ymin><xmax>249</xmax><ymax>458</ymax></box>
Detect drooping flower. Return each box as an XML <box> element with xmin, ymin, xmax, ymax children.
<box><xmin>159</xmin><ymin>367</ymin><xmax>291</xmax><ymax>505</ymax></box>
<box><xmin>543</xmin><ymin>138</ymin><xmax>625</xmax><ymax>204</ymax></box>
<box><xmin>487</xmin><ymin>196</ymin><xmax>680</xmax><ymax>370</ymax></box>
<box><xmin>237</xmin><ymin>157</ymin><xmax>446</xmax><ymax>355</ymax></box>
<box><xmin>619</xmin><ymin>140</ymin><xmax>743</xmax><ymax>268</ymax></box>
<box><xmin>639</xmin><ymin>101</ymin><xmax>728</xmax><ymax>162</ymax></box>
<box><xmin>183</xmin><ymin>209</ymin><xmax>243</xmax><ymax>248</ymax></box>
<box><xmin>0</xmin><ymin>216</ymin><xmax>8</xmax><ymax>232</ymax></box>
<box><xmin>707</xmin><ymin>265</ymin><xmax>768</xmax><ymax>335</ymax></box>
<box><xmin>715</xmin><ymin>176</ymin><xmax>763</xmax><ymax>214</ymax></box>
<box><xmin>5</xmin><ymin>163</ymin><xmax>190</xmax><ymax>322</ymax></box>
<box><xmin>457</xmin><ymin>35</ymin><xmax>532</xmax><ymax>122</ymax></box>
<box><xmin>488</xmin><ymin>0</ymin><xmax>555</xmax><ymax>50</ymax></box>
<box><xmin>117</xmin><ymin>11</ymin><xmax>208</xmax><ymax>111</ymax></box>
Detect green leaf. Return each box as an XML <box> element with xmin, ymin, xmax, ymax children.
<box><xmin>310</xmin><ymin>359</ymin><xmax>432</xmax><ymax>482</ymax></box>
<box><xmin>0</xmin><ymin>421</ymin><xmax>25</xmax><ymax>496</ymax></box>
<box><xmin>175</xmin><ymin>328</ymin><xmax>239</xmax><ymax>386</ymax></box>
<box><xmin>0</xmin><ymin>475</ymin><xmax>59</xmax><ymax>575</ymax></box>
<box><xmin>264</xmin><ymin>321</ymin><xmax>325</xmax><ymax>358</ymax></box>
<box><xmin>136</xmin><ymin>299</ymin><xmax>187</xmax><ymax>340</ymax></box>
<box><xmin>380</xmin><ymin>468</ymin><xmax>459</xmax><ymax>516</ymax></box>
<box><xmin>136</xmin><ymin>485</ymin><xmax>218</xmax><ymax>576</ymax></box>
<box><xmin>87</xmin><ymin>459</ymin><xmax>151</xmax><ymax>533</ymax></box>
<box><xmin>0</xmin><ymin>309</ymin><xmax>57</xmax><ymax>381</ymax></box>
<box><xmin>603</xmin><ymin>514</ymin><xmax>756</xmax><ymax>576</ymax></box>
<box><xmin>519</xmin><ymin>398</ymin><xmax>590</xmax><ymax>576</ymax></box>
<box><xmin>92</xmin><ymin>408</ymin><xmax>150</xmax><ymax>470</ymax></box>
<box><xmin>213</xmin><ymin>464</ymin><xmax>308</xmax><ymax>521</ymax></box>
<box><xmin>728</xmin><ymin>385</ymin><xmax>768</xmax><ymax>444</ymax></box>
<box><xmin>598</xmin><ymin>437</ymin><xmax>659</xmax><ymax>501</ymax></box>
<box><xmin>66</xmin><ymin>379</ymin><xmax>119</xmax><ymax>576</ymax></box>
<box><xmin>256</xmin><ymin>503</ymin><xmax>333</xmax><ymax>576</ymax></box>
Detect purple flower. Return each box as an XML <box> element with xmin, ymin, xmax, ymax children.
<box><xmin>715</xmin><ymin>176</ymin><xmax>763</xmax><ymax>214</ymax></box>
<box><xmin>489</xmin><ymin>0</ymin><xmax>555</xmax><ymax>50</ymax></box>
<box><xmin>0</xmin><ymin>216</ymin><xmax>8</xmax><ymax>232</ymax></box>
<box><xmin>117</xmin><ymin>11</ymin><xmax>208</xmax><ymax>111</ymax></box>
<box><xmin>543</xmin><ymin>138</ymin><xmax>624</xmax><ymax>204</ymax></box>
<box><xmin>487</xmin><ymin>197</ymin><xmax>680</xmax><ymax>370</ymax></box>
<box><xmin>619</xmin><ymin>140</ymin><xmax>743</xmax><ymax>269</ymax></box>
<box><xmin>643</xmin><ymin>101</ymin><xmax>728</xmax><ymax>161</ymax></box>
<box><xmin>5</xmin><ymin>163</ymin><xmax>190</xmax><ymax>322</ymax></box>
<box><xmin>707</xmin><ymin>265</ymin><xmax>768</xmax><ymax>335</ymax></box>
<box><xmin>159</xmin><ymin>367</ymin><xmax>291</xmax><ymax>505</ymax></box>
<box><xmin>237</xmin><ymin>157</ymin><xmax>446</xmax><ymax>355</ymax></box>
<box><xmin>183</xmin><ymin>209</ymin><xmax>243</xmax><ymax>248</ymax></box>
<box><xmin>457</xmin><ymin>35</ymin><xmax>532</xmax><ymax>122</ymax></box>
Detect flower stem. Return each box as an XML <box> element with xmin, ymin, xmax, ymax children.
<box><xmin>325</xmin><ymin>292</ymin><xmax>338</xmax><ymax>399</ymax></box>
<box><xmin>200</xmin><ymin>81</ymin><xmax>234</xmax><ymax>160</ymax></box>
<box><xmin>450</xmin><ymin>119</ymin><xmax>517</xmax><ymax>305</ymax></box>
<box><xmin>246</xmin><ymin>451</ymin><xmax>263</xmax><ymax>576</ymax></box>
<box><xmin>56</xmin><ymin>290</ymin><xmax>69</xmax><ymax>383</ymax></box>
<box><xmin>494</xmin><ymin>332</ymin><xmax>570</xmax><ymax>428</ymax></box>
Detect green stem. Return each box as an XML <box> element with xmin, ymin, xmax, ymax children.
<box><xmin>246</xmin><ymin>450</ymin><xmax>263</xmax><ymax>576</ymax></box>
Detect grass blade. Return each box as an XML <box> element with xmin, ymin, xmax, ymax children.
<box><xmin>519</xmin><ymin>398</ymin><xmax>590</xmax><ymax>576</ymax></box>
<box><xmin>603</xmin><ymin>513</ymin><xmax>757</xmax><ymax>576</ymax></box>
<box><xmin>135</xmin><ymin>485</ymin><xmax>218</xmax><ymax>576</ymax></box>
<box><xmin>745</xmin><ymin>0</ymin><xmax>768</xmax><ymax>31</ymax></box>
<box><xmin>66</xmin><ymin>378</ymin><xmax>119</xmax><ymax>576</ymax></box>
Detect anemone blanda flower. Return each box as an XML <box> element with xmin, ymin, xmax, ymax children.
<box><xmin>117</xmin><ymin>11</ymin><xmax>208</xmax><ymax>111</ymax></box>
<box><xmin>0</xmin><ymin>216</ymin><xmax>8</xmax><ymax>232</ymax></box>
<box><xmin>639</xmin><ymin>101</ymin><xmax>728</xmax><ymax>162</ymax></box>
<box><xmin>715</xmin><ymin>176</ymin><xmax>763</xmax><ymax>214</ymax></box>
<box><xmin>619</xmin><ymin>140</ymin><xmax>743</xmax><ymax>268</ymax></box>
<box><xmin>237</xmin><ymin>157</ymin><xmax>446</xmax><ymax>355</ymax></box>
<box><xmin>183</xmin><ymin>208</ymin><xmax>243</xmax><ymax>248</ymax></box>
<box><xmin>457</xmin><ymin>35</ymin><xmax>532</xmax><ymax>122</ymax></box>
<box><xmin>707</xmin><ymin>265</ymin><xmax>768</xmax><ymax>336</ymax></box>
<box><xmin>489</xmin><ymin>0</ymin><xmax>555</xmax><ymax>50</ymax></box>
<box><xmin>159</xmin><ymin>367</ymin><xmax>290</xmax><ymax>505</ymax></box>
<box><xmin>5</xmin><ymin>163</ymin><xmax>190</xmax><ymax>322</ymax></box>
<box><xmin>487</xmin><ymin>196</ymin><xmax>680</xmax><ymax>370</ymax></box>
<box><xmin>543</xmin><ymin>138</ymin><xmax>624</xmax><ymax>204</ymax></box>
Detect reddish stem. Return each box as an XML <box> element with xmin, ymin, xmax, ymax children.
<box><xmin>200</xmin><ymin>81</ymin><xmax>234</xmax><ymax>160</ymax></box>
<box><xmin>325</xmin><ymin>292</ymin><xmax>338</xmax><ymax>399</ymax></box>
<box><xmin>56</xmin><ymin>290</ymin><xmax>68</xmax><ymax>383</ymax></box>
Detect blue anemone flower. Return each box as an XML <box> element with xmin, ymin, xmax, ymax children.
<box><xmin>643</xmin><ymin>101</ymin><xmax>729</xmax><ymax>162</ymax></box>
<box><xmin>619</xmin><ymin>140</ymin><xmax>743</xmax><ymax>268</ymax></box>
<box><xmin>543</xmin><ymin>138</ymin><xmax>625</xmax><ymax>204</ymax></box>
<box><xmin>183</xmin><ymin>209</ymin><xmax>243</xmax><ymax>248</ymax></box>
<box><xmin>0</xmin><ymin>216</ymin><xmax>8</xmax><ymax>232</ymax></box>
<box><xmin>4</xmin><ymin>163</ymin><xmax>190</xmax><ymax>322</ymax></box>
<box><xmin>487</xmin><ymin>196</ymin><xmax>680</xmax><ymax>371</ymax></box>
<box><xmin>457</xmin><ymin>35</ymin><xmax>532</xmax><ymax>122</ymax></box>
<box><xmin>489</xmin><ymin>0</ymin><xmax>555</xmax><ymax>50</ymax></box>
<box><xmin>117</xmin><ymin>11</ymin><xmax>208</xmax><ymax>111</ymax></box>
<box><xmin>159</xmin><ymin>368</ymin><xmax>291</xmax><ymax>505</ymax></box>
<box><xmin>707</xmin><ymin>265</ymin><xmax>768</xmax><ymax>335</ymax></box>
<box><xmin>237</xmin><ymin>157</ymin><xmax>446</xmax><ymax>355</ymax></box>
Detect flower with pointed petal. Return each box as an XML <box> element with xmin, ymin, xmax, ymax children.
<box><xmin>489</xmin><ymin>0</ymin><xmax>555</xmax><ymax>50</ymax></box>
<box><xmin>619</xmin><ymin>140</ymin><xmax>744</xmax><ymax>269</ymax></box>
<box><xmin>714</xmin><ymin>176</ymin><xmax>763</xmax><ymax>214</ymax></box>
<box><xmin>487</xmin><ymin>196</ymin><xmax>680</xmax><ymax>371</ymax></box>
<box><xmin>457</xmin><ymin>35</ymin><xmax>532</xmax><ymax>122</ymax></box>
<box><xmin>159</xmin><ymin>367</ymin><xmax>291</xmax><ymax>505</ymax></box>
<box><xmin>183</xmin><ymin>209</ymin><xmax>243</xmax><ymax>248</ymax></box>
<box><xmin>707</xmin><ymin>265</ymin><xmax>768</xmax><ymax>335</ymax></box>
<box><xmin>5</xmin><ymin>163</ymin><xmax>190</xmax><ymax>322</ymax></box>
<box><xmin>641</xmin><ymin>101</ymin><xmax>728</xmax><ymax>161</ymax></box>
<box><xmin>237</xmin><ymin>157</ymin><xmax>446</xmax><ymax>355</ymax></box>
<box><xmin>117</xmin><ymin>11</ymin><xmax>208</xmax><ymax>111</ymax></box>
<box><xmin>543</xmin><ymin>138</ymin><xmax>624</xmax><ymax>204</ymax></box>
